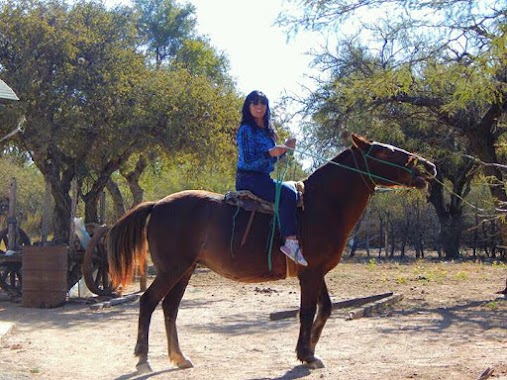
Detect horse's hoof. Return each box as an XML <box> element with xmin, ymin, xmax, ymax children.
<box><xmin>305</xmin><ymin>356</ymin><xmax>325</xmax><ymax>369</ymax></box>
<box><xmin>136</xmin><ymin>361</ymin><xmax>153</xmax><ymax>374</ymax></box>
<box><xmin>173</xmin><ymin>354</ymin><xmax>194</xmax><ymax>369</ymax></box>
<box><xmin>176</xmin><ymin>358</ymin><xmax>194</xmax><ymax>369</ymax></box>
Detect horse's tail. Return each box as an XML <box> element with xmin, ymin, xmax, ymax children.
<box><xmin>107</xmin><ymin>201</ymin><xmax>156</xmax><ymax>288</ymax></box>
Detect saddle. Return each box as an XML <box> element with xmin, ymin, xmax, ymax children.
<box><xmin>223</xmin><ymin>181</ymin><xmax>305</xmax><ymax>278</ymax></box>
<box><xmin>224</xmin><ymin>181</ymin><xmax>305</xmax><ymax>212</ymax></box>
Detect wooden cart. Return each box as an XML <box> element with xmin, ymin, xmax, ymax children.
<box><xmin>0</xmin><ymin>225</ymin><xmax>116</xmax><ymax>297</ymax></box>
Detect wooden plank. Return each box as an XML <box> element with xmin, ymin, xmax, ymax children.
<box><xmin>269</xmin><ymin>292</ymin><xmax>394</xmax><ymax>321</ymax></box>
<box><xmin>89</xmin><ymin>294</ymin><xmax>140</xmax><ymax>310</ymax></box>
<box><xmin>346</xmin><ymin>293</ymin><xmax>404</xmax><ymax>320</ymax></box>
<box><xmin>477</xmin><ymin>367</ymin><xmax>494</xmax><ymax>380</ymax></box>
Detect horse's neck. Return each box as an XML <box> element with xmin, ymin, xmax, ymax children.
<box><xmin>304</xmin><ymin>149</ymin><xmax>372</xmax><ymax>220</ymax></box>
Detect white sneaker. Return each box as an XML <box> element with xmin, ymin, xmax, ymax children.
<box><xmin>280</xmin><ymin>240</ymin><xmax>308</xmax><ymax>266</ymax></box>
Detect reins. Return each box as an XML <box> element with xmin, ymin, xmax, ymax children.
<box><xmin>288</xmin><ymin>145</ymin><xmax>423</xmax><ymax>189</ymax></box>
<box><xmin>352</xmin><ymin>148</ymin><xmax>376</xmax><ymax>191</ymax></box>
<box><xmin>266</xmin><ymin>153</ymin><xmax>292</xmax><ymax>271</ymax></box>
<box><xmin>264</xmin><ymin>143</ymin><xmax>418</xmax><ymax>270</ymax></box>
<box><xmin>233</xmin><ymin>143</ymin><xmax>431</xmax><ymax>270</ymax></box>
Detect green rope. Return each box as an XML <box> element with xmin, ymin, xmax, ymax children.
<box><xmin>260</xmin><ymin>143</ymin><xmax>423</xmax><ymax>269</ymax></box>
<box><xmin>230</xmin><ymin>205</ymin><xmax>240</xmax><ymax>257</ymax></box>
<box><xmin>363</xmin><ymin>145</ymin><xmax>416</xmax><ymax>176</ymax></box>
<box><xmin>266</xmin><ymin>153</ymin><xmax>291</xmax><ymax>271</ymax></box>
<box><xmin>288</xmin><ymin>146</ymin><xmax>421</xmax><ymax>187</ymax></box>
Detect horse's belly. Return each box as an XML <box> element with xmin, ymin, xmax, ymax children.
<box><xmin>199</xmin><ymin>250</ymin><xmax>288</xmax><ymax>284</ymax></box>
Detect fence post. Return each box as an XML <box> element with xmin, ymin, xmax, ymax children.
<box><xmin>69</xmin><ymin>179</ymin><xmax>78</xmax><ymax>247</ymax></box>
<box><xmin>7</xmin><ymin>177</ymin><xmax>17</xmax><ymax>250</ymax></box>
<box><xmin>41</xmin><ymin>180</ymin><xmax>52</xmax><ymax>244</ymax></box>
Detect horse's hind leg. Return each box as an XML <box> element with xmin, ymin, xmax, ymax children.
<box><xmin>162</xmin><ymin>265</ymin><xmax>196</xmax><ymax>369</ymax></box>
<box><xmin>135</xmin><ymin>274</ymin><xmax>177</xmax><ymax>373</ymax></box>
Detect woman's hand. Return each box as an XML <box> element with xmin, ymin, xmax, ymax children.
<box><xmin>268</xmin><ymin>138</ymin><xmax>296</xmax><ymax>157</ymax></box>
<box><xmin>268</xmin><ymin>145</ymin><xmax>287</xmax><ymax>157</ymax></box>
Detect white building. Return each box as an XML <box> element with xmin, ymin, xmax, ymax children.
<box><xmin>0</xmin><ymin>79</ymin><xmax>19</xmax><ymax>101</ymax></box>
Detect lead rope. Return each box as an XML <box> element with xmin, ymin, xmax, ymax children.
<box><xmin>230</xmin><ymin>206</ymin><xmax>240</xmax><ymax>257</ymax></box>
<box><xmin>286</xmin><ymin>146</ymin><xmax>423</xmax><ymax>187</ymax></box>
<box><xmin>266</xmin><ymin>153</ymin><xmax>291</xmax><ymax>271</ymax></box>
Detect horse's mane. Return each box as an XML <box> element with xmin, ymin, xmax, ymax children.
<box><xmin>304</xmin><ymin>147</ymin><xmax>354</xmax><ymax>187</ymax></box>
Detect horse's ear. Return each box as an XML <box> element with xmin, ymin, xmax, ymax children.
<box><xmin>351</xmin><ymin>133</ymin><xmax>371</xmax><ymax>151</ymax></box>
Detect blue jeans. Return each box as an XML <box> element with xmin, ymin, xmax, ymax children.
<box><xmin>236</xmin><ymin>171</ymin><xmax>298</xmax><ymax>238</ymax></box>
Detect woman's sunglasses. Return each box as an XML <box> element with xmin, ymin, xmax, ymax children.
<box><xmin>250</xmin><ymin>98</ymin><xmax>268</xmax><ymax>106</ymax></box>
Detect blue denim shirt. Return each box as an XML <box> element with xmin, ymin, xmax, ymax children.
<box><xmin>236</xmin><ymin>124</ymin><xmax>277</xmax><ymax>174</ymax></box>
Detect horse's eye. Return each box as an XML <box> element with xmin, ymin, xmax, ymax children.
<box><xmin>406</xmin><ymin>157</ymin><xmax>418</xmax><ymax>167</ymax></box>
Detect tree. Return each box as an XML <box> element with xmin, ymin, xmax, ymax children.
<box><xmin>0</xmin><ymin>0</ymin><xmax>148</xmax><ymax>240</ymax></box>
<box><xmin>133</xmin><ymin>0</ymin><xmax>197</xmax><ymax>68</ymax></box>
<box><xmin>0</xmin><ymin>0</ymin><xmax>239</xmax><ymax>240</ymax></box>
<box><xmin>174</xmin><ymin>38</ymin><xmax>233</xmax><ymax>88</ymax></box>
<box><xmin>108</xmin><ymin>0</ymin><xmax>236</xmax><ymax>213</ymax></box>
<box><xmin>278</xmin><ymin>0</ymin><xmax>507</xmax><ymax>257</ymax></box>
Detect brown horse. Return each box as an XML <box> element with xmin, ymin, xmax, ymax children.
<box><xmin>107</xmin><ymin>134</ymin><xmax>436</xmax><ymax>372</ymax></box>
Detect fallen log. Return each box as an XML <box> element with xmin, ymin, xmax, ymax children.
<box><xmin>346</xmin><ymin>293</ymin><xmax>403</xmax><ymax>320</ymax></box>
<box><xmin>269</xmin><ymin>292</ymin><xmax>393</xmax><ymax>321</ymax></box>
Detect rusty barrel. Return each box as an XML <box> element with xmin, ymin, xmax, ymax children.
<box><xmin>22</xmin><ymin>245</ymin><xmax>68</xmax><ymax>308</ymax></box>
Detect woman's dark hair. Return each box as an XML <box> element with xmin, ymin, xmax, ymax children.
<box><xmin>240</xmin><ymin>90</ymin><xmax>275</xmax><ymax>137</ymax></box>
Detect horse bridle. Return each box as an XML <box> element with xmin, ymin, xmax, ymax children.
<box><xmin>350</xmin><ymin>144</ymin><xmax>419</xmax><ymax>192</ymax></box>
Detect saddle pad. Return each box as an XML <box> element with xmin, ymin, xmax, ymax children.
<box><xmin>223</xmin><ymin>181</ymin><xmax>305</xmax><ymax>214</ymax></box>
<box><xmin>224</xmin><ymin>190</ymin><xmax>275</xmax><ymax>213</ymax></box>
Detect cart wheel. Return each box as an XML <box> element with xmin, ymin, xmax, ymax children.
<box><xmin>82</xmin><ymin>226</ymin><xmax>116</xmax><ymax>296</ymax></box>
<box><xmin>0</xmin><ymin>261</ymin><xmax>22</xmax><ymax>295</ymax></box>
<box><xmin>0</xmin><ymin>227</ymin><xmax>31</xmax><ymax>253</ymax></box>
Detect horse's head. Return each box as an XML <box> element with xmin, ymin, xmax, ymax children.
<box><xmin>351</xmin><ymin>134</ymin><xmax>437</xmax><ymax>190</ymax></box>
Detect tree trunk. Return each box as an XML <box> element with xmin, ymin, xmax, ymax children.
<box><xmin>50</xmin><ymin>177</ymin><xmax>73</xmax><ymax>243</ymax></box>
<box><xmin>378</xmin><ymin>216</ymin><xmax>384</xmax><ymax>257</ymax></box>
<box><xmin>365</xmin><ymin>207</ymin><xmax>371</xmax><ymax>257</ymax></box>
<box><xmin>122</xmin><ymin>155</ymin><xmax>147</xmax><ymax>207</ymax></box>
<box><xmin>438</xmin><ymin>217</ymin><xmax>462</xmax><ymax>259</ymax></box>
<box><xmin>106</xmin><ymin>179</ymin><xmax>126</xmax><ymax>221</ymax></box>
<box><xmin>389</xmin><ymin>219</ymin><xmax>395</xmax><ymax>257</ymax></box>
<box><xmin>82</xmin><ymin>157</ymin><xmax>126</xmax><ymax>223</ymax></box>
<box><xmin>41</xmin><ymin>180</ymin><xmax>53</xmax><ymax>244</ymax></box>
<box><xmin>84</xmin><ymin>192</ymin><xmax>100</xmax><ymax>224</ymax></box>
<box><xmin>428</xmin><ymin>176</ymin><xmax>463</xmax><ymax>259</ymax></box>
<box><xmin>462</xmin><ymin>106</ymin><xmax>507</xmax><ymax>244</ymax></box>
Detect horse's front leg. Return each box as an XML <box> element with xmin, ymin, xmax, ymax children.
<box><xmin>310</xmin><ymin>280</ymin><xmax>332</xmax><ymax>353</ymax></box>
<box><xmin>296</xmin><ymin>273</ymin><xmax>326</xmax><ymax>369</ymax></box>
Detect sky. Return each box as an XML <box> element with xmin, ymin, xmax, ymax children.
<box><xmin>187</xmin><ymin>0</ymin><xmax>319</xmax><ymax>103</ymax></box>
<box><xmin>103</xmin><ymin>0</ymin><xmax>322</xmax><ymax>104</ymax></box>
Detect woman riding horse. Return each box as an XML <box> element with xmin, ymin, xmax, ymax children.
<box><xmin>107</xmin><ymin>134</ymin><xmax>437</xmax><ymax>372</ymax></box>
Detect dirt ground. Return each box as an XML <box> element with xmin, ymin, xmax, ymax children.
<box><xmin>0</xmin><ymin>255</ymin><xmax>506</xmax><ymax>380</ymax></box>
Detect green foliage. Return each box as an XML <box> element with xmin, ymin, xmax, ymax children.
<box><xmin>277</xmin><ymin>0</ymin><xmax>507</xmax><ymax>257</ymax></box>
<box><xmin>0</xmin><ymin>157</ymin><xmax>45</xmax><ymax>239</ymax></box>
<box><xmin>0</xmin><ymin>0</ymin><xmax>244</xmax><ymax>235</ymax></box>
<box><xmin>484</xmin><ymin>300</ymin><xmax>499</xmax><ymax>310</ymax></box>
<box><xmin>454</xmin><ymin>271</ymin><xmax>469</xmax><ymax>280</ymax></box>
<box><xmin>133</xmin><ymin>0</ymin><xmax>197</xmax><ymax>67</ymax></box>
<box><xmin>173</xmin><ymin>38</ymin><xmax>233</xmax><ymax>88</ymax></box>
